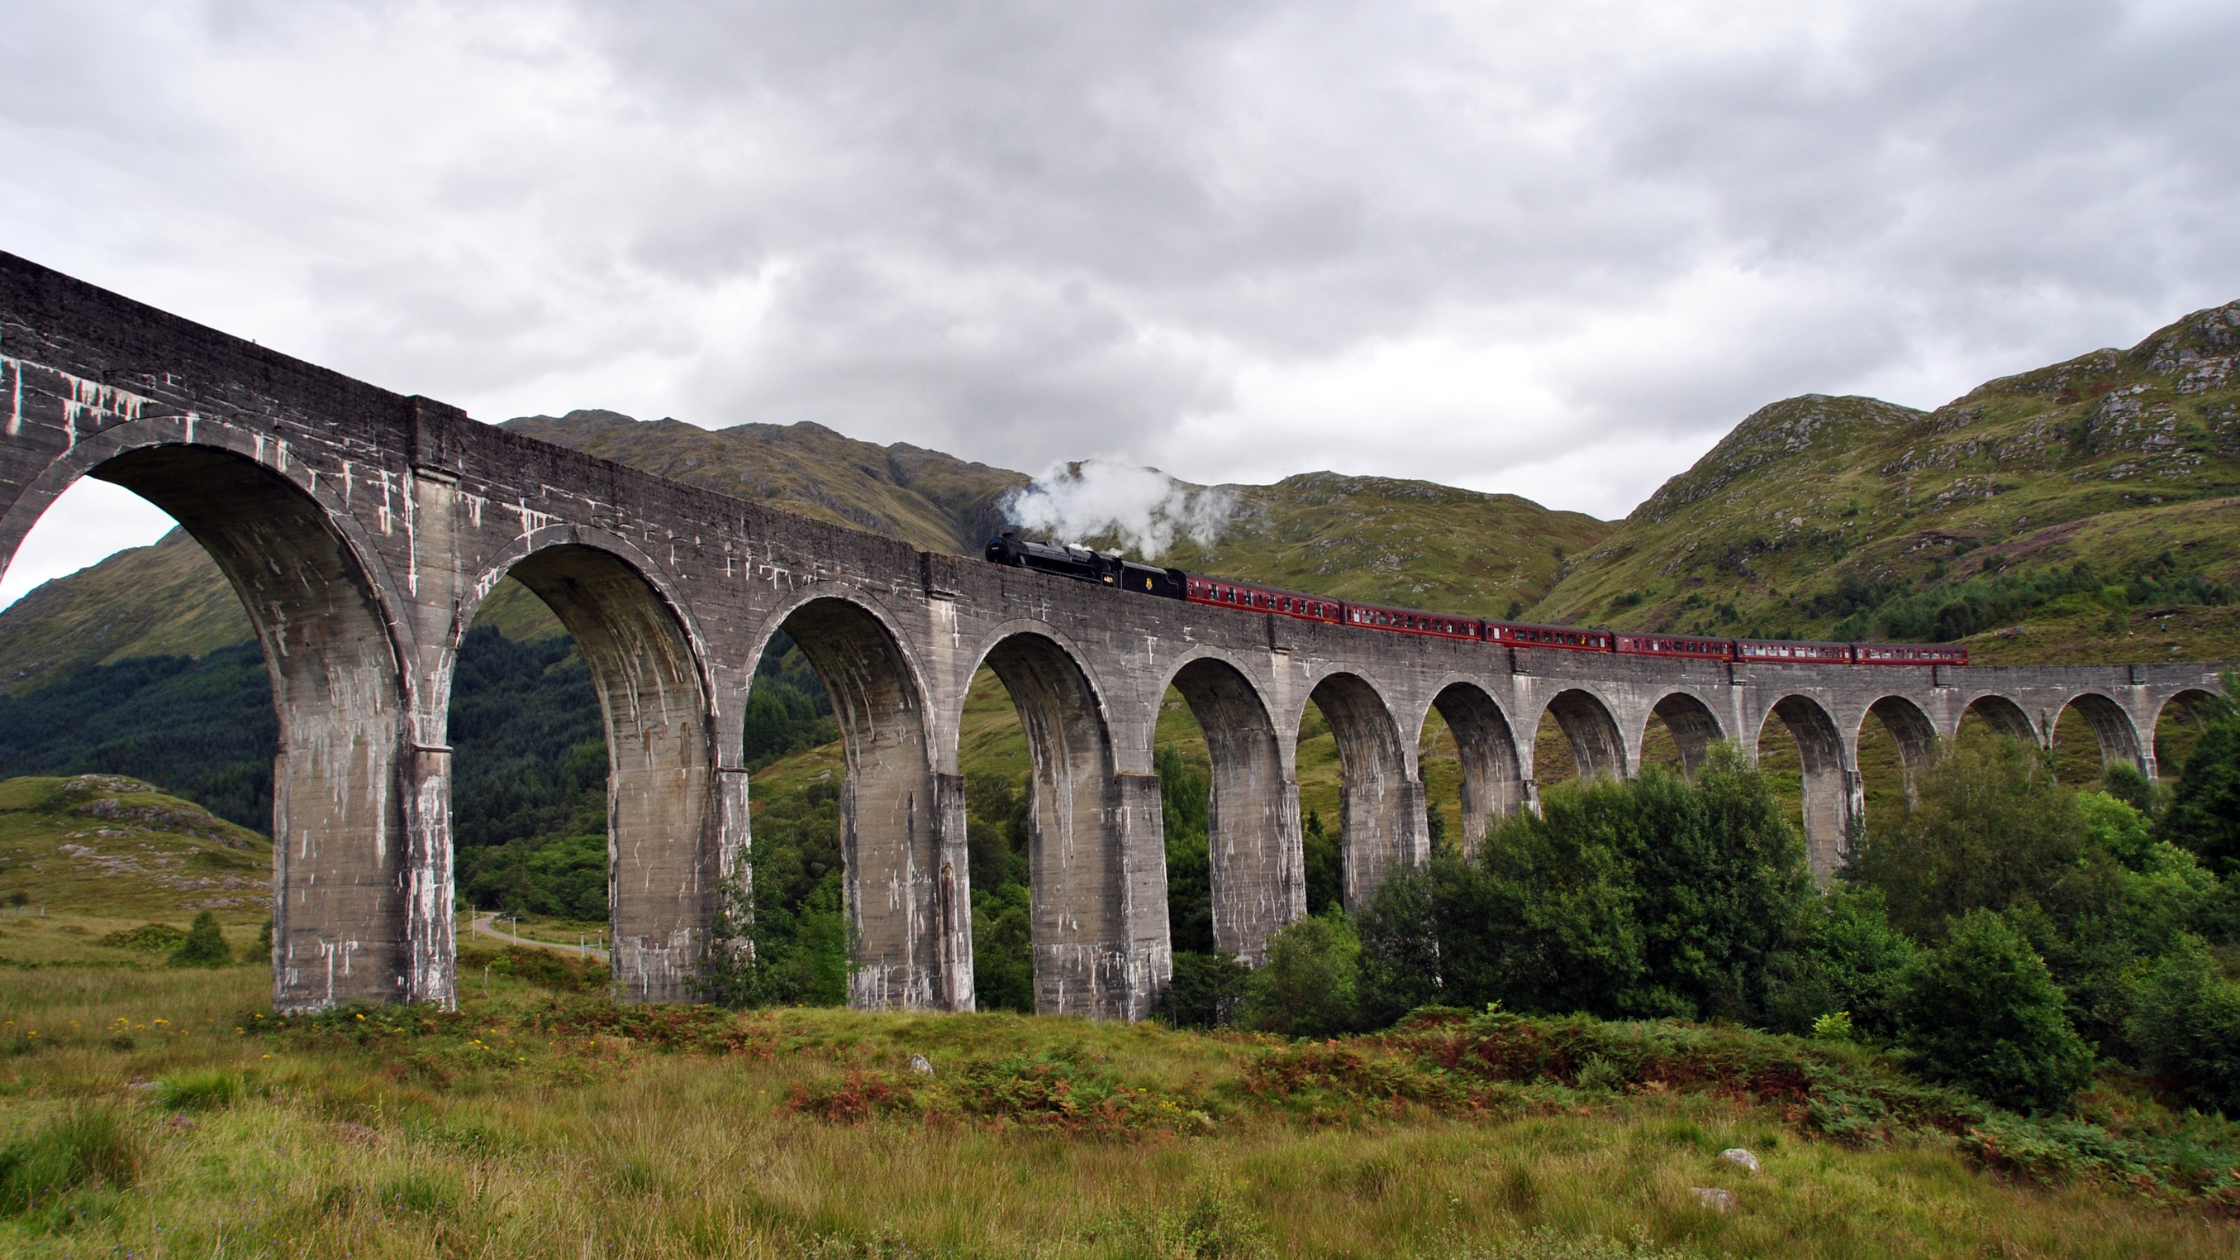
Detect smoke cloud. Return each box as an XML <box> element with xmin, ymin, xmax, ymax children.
<box><xmin>1002</xmin><ymin>460</ymin><xmax>1238</xmax><ymax>560</ymax></box>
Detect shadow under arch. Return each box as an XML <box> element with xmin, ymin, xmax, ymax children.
<box><xmin>1168</xmin><ymin>655</ymin><xmax>1300</xmax><ymax>964</ymax></box>
<box><xmin>1961</xmin><ymin>693</ymin><xmax>2039</xmax><ymax>744</ymax></box>
<box><xmin>1428</xmin><ymin>682</ymin><xmax>1522</xmax><ymax>858</ymax></box>
<box><xmin>484</xmin><ymin>542</ymin><xmax>719</xmax><ymax>1003</ymax></box>
<box><xmin>1538</xmin><ymin>689</ymin><xmax>1627</xmax><ymax>789</ymax></box>
<box><xmin>1307</xmin><ymin>672</ymin><xmax>1423</xmax><ymax>910</ymax></box>
<box><xmin>1760</xmin><ymin>694</ymin><xmax>1853</xmax><ymax>877</ymax></box>
<box><xmin>978</xmin><ymin>631</ymin><xmax>1164</xmax><ymax>1019</ymax></box>
<box><xmin>1861</xmin><ymin>694</ymin><xmax>1939</xmax><ymax>805</ymax></box>
<box><xmin>65</xmin><ymin>446</ymin><xmax>417</xmax><ymax>1011</ymax></box>
<box><xmin>1644</xmin><ymin>690</ymin><xmax>1724</xmax><ymax>777</ymax></box>
<box><xmin>2056</xmin><ymin>692</ymin><xmax>2145</xmax><ymax>780</ymax></box>
<box><xmin>2151</xmin><ymin>688</ymin><xmax>2225</xmax><ymax>780</ymax></box>
<box><xmin>774</xmin><ymin>595</ymin><xmax>961</xmax><ymax>1011</ymax></box>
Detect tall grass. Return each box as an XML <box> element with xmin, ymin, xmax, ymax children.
<box><xmin>0</xmin><ymin>966</ymin><xmax>2234</xmax><ymax>1258</ymax></box>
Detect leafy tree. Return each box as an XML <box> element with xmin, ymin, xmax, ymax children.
<box><xmin>703</xmin><ymin>777</ymin><xmax>854</xmax><ymax>1007</ymax></box>
<box><xmin>0</xmin><ymin>642</ymin><xmax>276</xmax><ymax>830</ymax></box>
<box><xmin>1764</xmin><ymin>884</ymin><xmax>1918</xmax><ymax>1040</ymax></box>
<box><xmin>2125</xmin><ymin>934</ymin><xmax>2240</xmax><ymax>1116</ymax></box>
<box><xmin>1852</xmin><ymin>733</ymin><xmax>2090</xmax><ymax>939</ymax></box>
<box><xmin>2162</xmin><ymin>676</ymin><xmax>2240</xmax><ymax>879</ymax></box>
<box><xmin>1618</xmin><ymin>746</ymin><xmax>1814</xmax><ymax>1020</ymax></box>
<box><xmin>1354</xmin><ymin>746</ymin><xmax>1809</xmax><ymax>1026</ymax></box>
<box><xmin>1351</xmin><ymin>856</ymin><xmax>1449</xmax><ymax>1027</ymax></box>
<box><xmin>972</xmin><ymin>882</ymin><xmax>1035</xmax><ymax>1013</ymax></box>
<box><xmin>1243</xmin><ymin>911</ymin><xmax>1360</xmax><ymax>1038</ymax></box>
<box><xmin>1896</xmin><ymin>909</ymin><xmax>2094</xmax><ymax>1114</ymax></box>
<box><xmin>1464</xmin><ymin>776</ymin><xmax>1644</xmax><ymax>1018</ymax></box>
<box><xmin>169</xmin><ymin>911</ymin><xmax>232</xmax><ymax>969</ymax></box>
<box><xmin>2076</xmin><ymin>790</ymin><xmax>2154</xmax><ymax>870</ymax></box>
<box><xmin>1302</xmin><ymin>810</ymin><xmax>1341</xmax><ymax>916</ymax></box>
<box><xmin>1160</xmin><ymin>746</ymin><xmax>1213</xmax><ymax>954</ymax></box>
<box><xmin>2099</xmin><ymin>761</ymin><xmax>2161</xmax><ymax>820</ymax></box>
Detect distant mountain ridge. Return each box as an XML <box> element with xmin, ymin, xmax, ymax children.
<box><xmin>1528</xmin><ymin>299</ymin><xmax>2240</xmax><ymax>664</ymax></box>
<box><xmin>500</xmin><ymin>411</ymin><xmax>1031</xmax><ymax>557</ymax></box>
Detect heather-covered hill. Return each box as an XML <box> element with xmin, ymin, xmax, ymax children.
<box><xmin>1529</xmin><ymin>301</ymin><xmax>2240</xmax><ymax>663</ymax></box>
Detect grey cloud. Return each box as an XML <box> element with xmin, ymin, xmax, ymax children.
<box><xmin>0</xmin><ymin>0</ymin><xmax>2235</xmax><ymax>520</ymax></box>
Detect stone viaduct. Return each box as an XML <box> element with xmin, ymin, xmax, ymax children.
<box><xmin>0</xmin><ymin>253</ymin><xmax>2226</xmax><ymax>1019</ymax></box>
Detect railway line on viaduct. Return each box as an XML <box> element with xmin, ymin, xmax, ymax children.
<box><xmin>0</xmin><ymin>252</ymin><xmax>2225</xmax><ymax>1020</ymax></box>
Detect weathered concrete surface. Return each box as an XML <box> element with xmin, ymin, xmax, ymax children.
<box><xmin>0</xmin><ymin>252</ymin><xmax>2227</xmax><ymax>1017</ymax></box>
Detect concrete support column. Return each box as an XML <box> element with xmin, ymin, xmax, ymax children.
<box><xmin>932</xmin><ymin>773</ymin><xmax>973</xmax><ymax>1013</ymax></box>
<box><xmin>1114</xmin><ymin>772</ymin><xmax>1174</xmax><ymax>1021</ymax></box>
<box><xmin>400</xmin><ymin>745</ymin><xmax>455</xmax><ymax>1008</ymax></box>
<box><xmin>1211</xmin><ymin>777</ymin><xmax>1304</xmax><ymax>964</ymax></box>
<box><xmin>709</xmin><ymin>766</ymin><xmax>754</xmax><ymax>969</ymax></box>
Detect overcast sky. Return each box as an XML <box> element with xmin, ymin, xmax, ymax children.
<box><xmin>4</xmin><ymin>0</ymin><xmax>2238</xmax><ymax>604</ymax></box>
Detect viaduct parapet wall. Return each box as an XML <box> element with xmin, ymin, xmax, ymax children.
<box><xmin>0</xmin><ymin>252</ymin><xmax>2225</xmax><ymax>1017</ymax></box>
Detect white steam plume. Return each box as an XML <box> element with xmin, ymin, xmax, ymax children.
<box><xmin>1002</xmin><ymin>460</ymin><xmax>1237</xmax><ymax>560</ymax></box>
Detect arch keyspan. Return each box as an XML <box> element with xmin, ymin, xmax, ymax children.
<box><xmin>0</xmin><ymin>252</ymin><xmax>2224</xmax><ymax>1018</ymax></box>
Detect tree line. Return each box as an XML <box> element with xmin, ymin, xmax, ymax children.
<box><xmin>1159</xmin><ymin>677</ymin><xmax>2240</xmax><ymax>1119</ymax></box>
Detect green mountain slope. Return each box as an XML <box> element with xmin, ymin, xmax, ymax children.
<box><xmin>501</xmin><ymin>410</ymin><xmax>1031</xmax><ymax>556</ymax></box>
<box><xmin>0</xmin><ymin>773</ymin><xmax>271</xmax><ymax>924</ymax></box>
<box><xmin>1528</xmin><ymin>301</ymin><xmax>2240</xmax><ymax>663</ymax></box>
<box><xmin>1083</xmin><ymin>472</ymin><xmax>1611</xmax><ymax>616</ymax></box>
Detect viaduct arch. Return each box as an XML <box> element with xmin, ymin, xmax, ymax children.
<box><xmin>0</xmin><ymin>252</ymin><xmax>2225</xmax><ymax>1018</ymax></box>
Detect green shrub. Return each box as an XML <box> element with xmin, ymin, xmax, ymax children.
<box><xmin>1897</xmin><ymin>909</ymin><xmax>2095</xmax><ymax>1113</ymax></box>
<box><xmin>0</xmin><ymin>1106</ymin><xmax>142</xmax><ymax>1217</ymax></box>
<box><xmin>1764</xmin><ymin>883</ymin><xmax>1917</xmax><ymax>1040</ymax></box>
<box><xmin>168</xmin><ymin>910</ymin><xmax>232</xmax><ymax>968</ymax></box>
<box><xmin>2126</xmin><ymin>934</ymin><xmax>2240</xmax><ymax>1116</ymax></box>
<box><xmin>1113</xmin><ymin>1182</ymin><xmax>1272</xmax><ymax>1260</ymax></box>
<box><xmin>98</xmin><ymin>922</ymin><xmax>186</xmax><ymax>952</ymax></box>
<box><xmin>1160</xmin><ymin>951</ymin><xmax>1250</xmax><ymax>1029</ymax></box>
<box><xmin>1243</xmin><ymin>911</ymin><xmax>1360</xmax><ymax>1038</ymax></box>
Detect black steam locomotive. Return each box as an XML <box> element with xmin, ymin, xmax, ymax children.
<box><xmin>981</xmin><ymin>532</ymin><xmax>1965</xmax><ymax>667</ymax></box>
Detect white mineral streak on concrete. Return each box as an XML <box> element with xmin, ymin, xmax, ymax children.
<box><xmin>403</xmin><ymin>471</ymin><xmax>418</xmax><ymax>597</ymax></box>
<box><xmin>6</xmin><ymin>358</ymin><xmax>18</xmax><ymax>438</ymax></box>
<box><xmin>376</xmin><ymin>469</ymin><xmax>393</xmax><ymax>534</ymax></box>
<box><xmin>512</xmin><ymin>500</ymin><xmax>554</xmax><ymax>537</ymax></box>
<box><xmin>340</xmin><ymin>460</ymin><xmax>353</xmax><ymax>505</ymax></box>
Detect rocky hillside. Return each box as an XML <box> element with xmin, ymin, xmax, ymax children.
<box><xmin>0</xmin><ymin>773</ymin><xmax>271</xmax><ymax>923</ymax></box>
<box><xmin>1529</xmin><ymin>301</ymin><xmax>2240</xmax><ymax>664</ymax></box>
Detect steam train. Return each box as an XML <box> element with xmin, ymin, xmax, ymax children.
<box><xmin>982</xmin><ymin>533</ymin><xmax>1967</xmax><ymax>667</ymax></box>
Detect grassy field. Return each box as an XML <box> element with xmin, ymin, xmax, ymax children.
<box><xmin>0</xmin><ymin>775</ymin><xmax>271</xmax><ymax>929</ymax></box>
<box><xmin>3</xmin><ymin>956</ymin><xmax>2238</xmax><ymax>1259</ymax></box>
